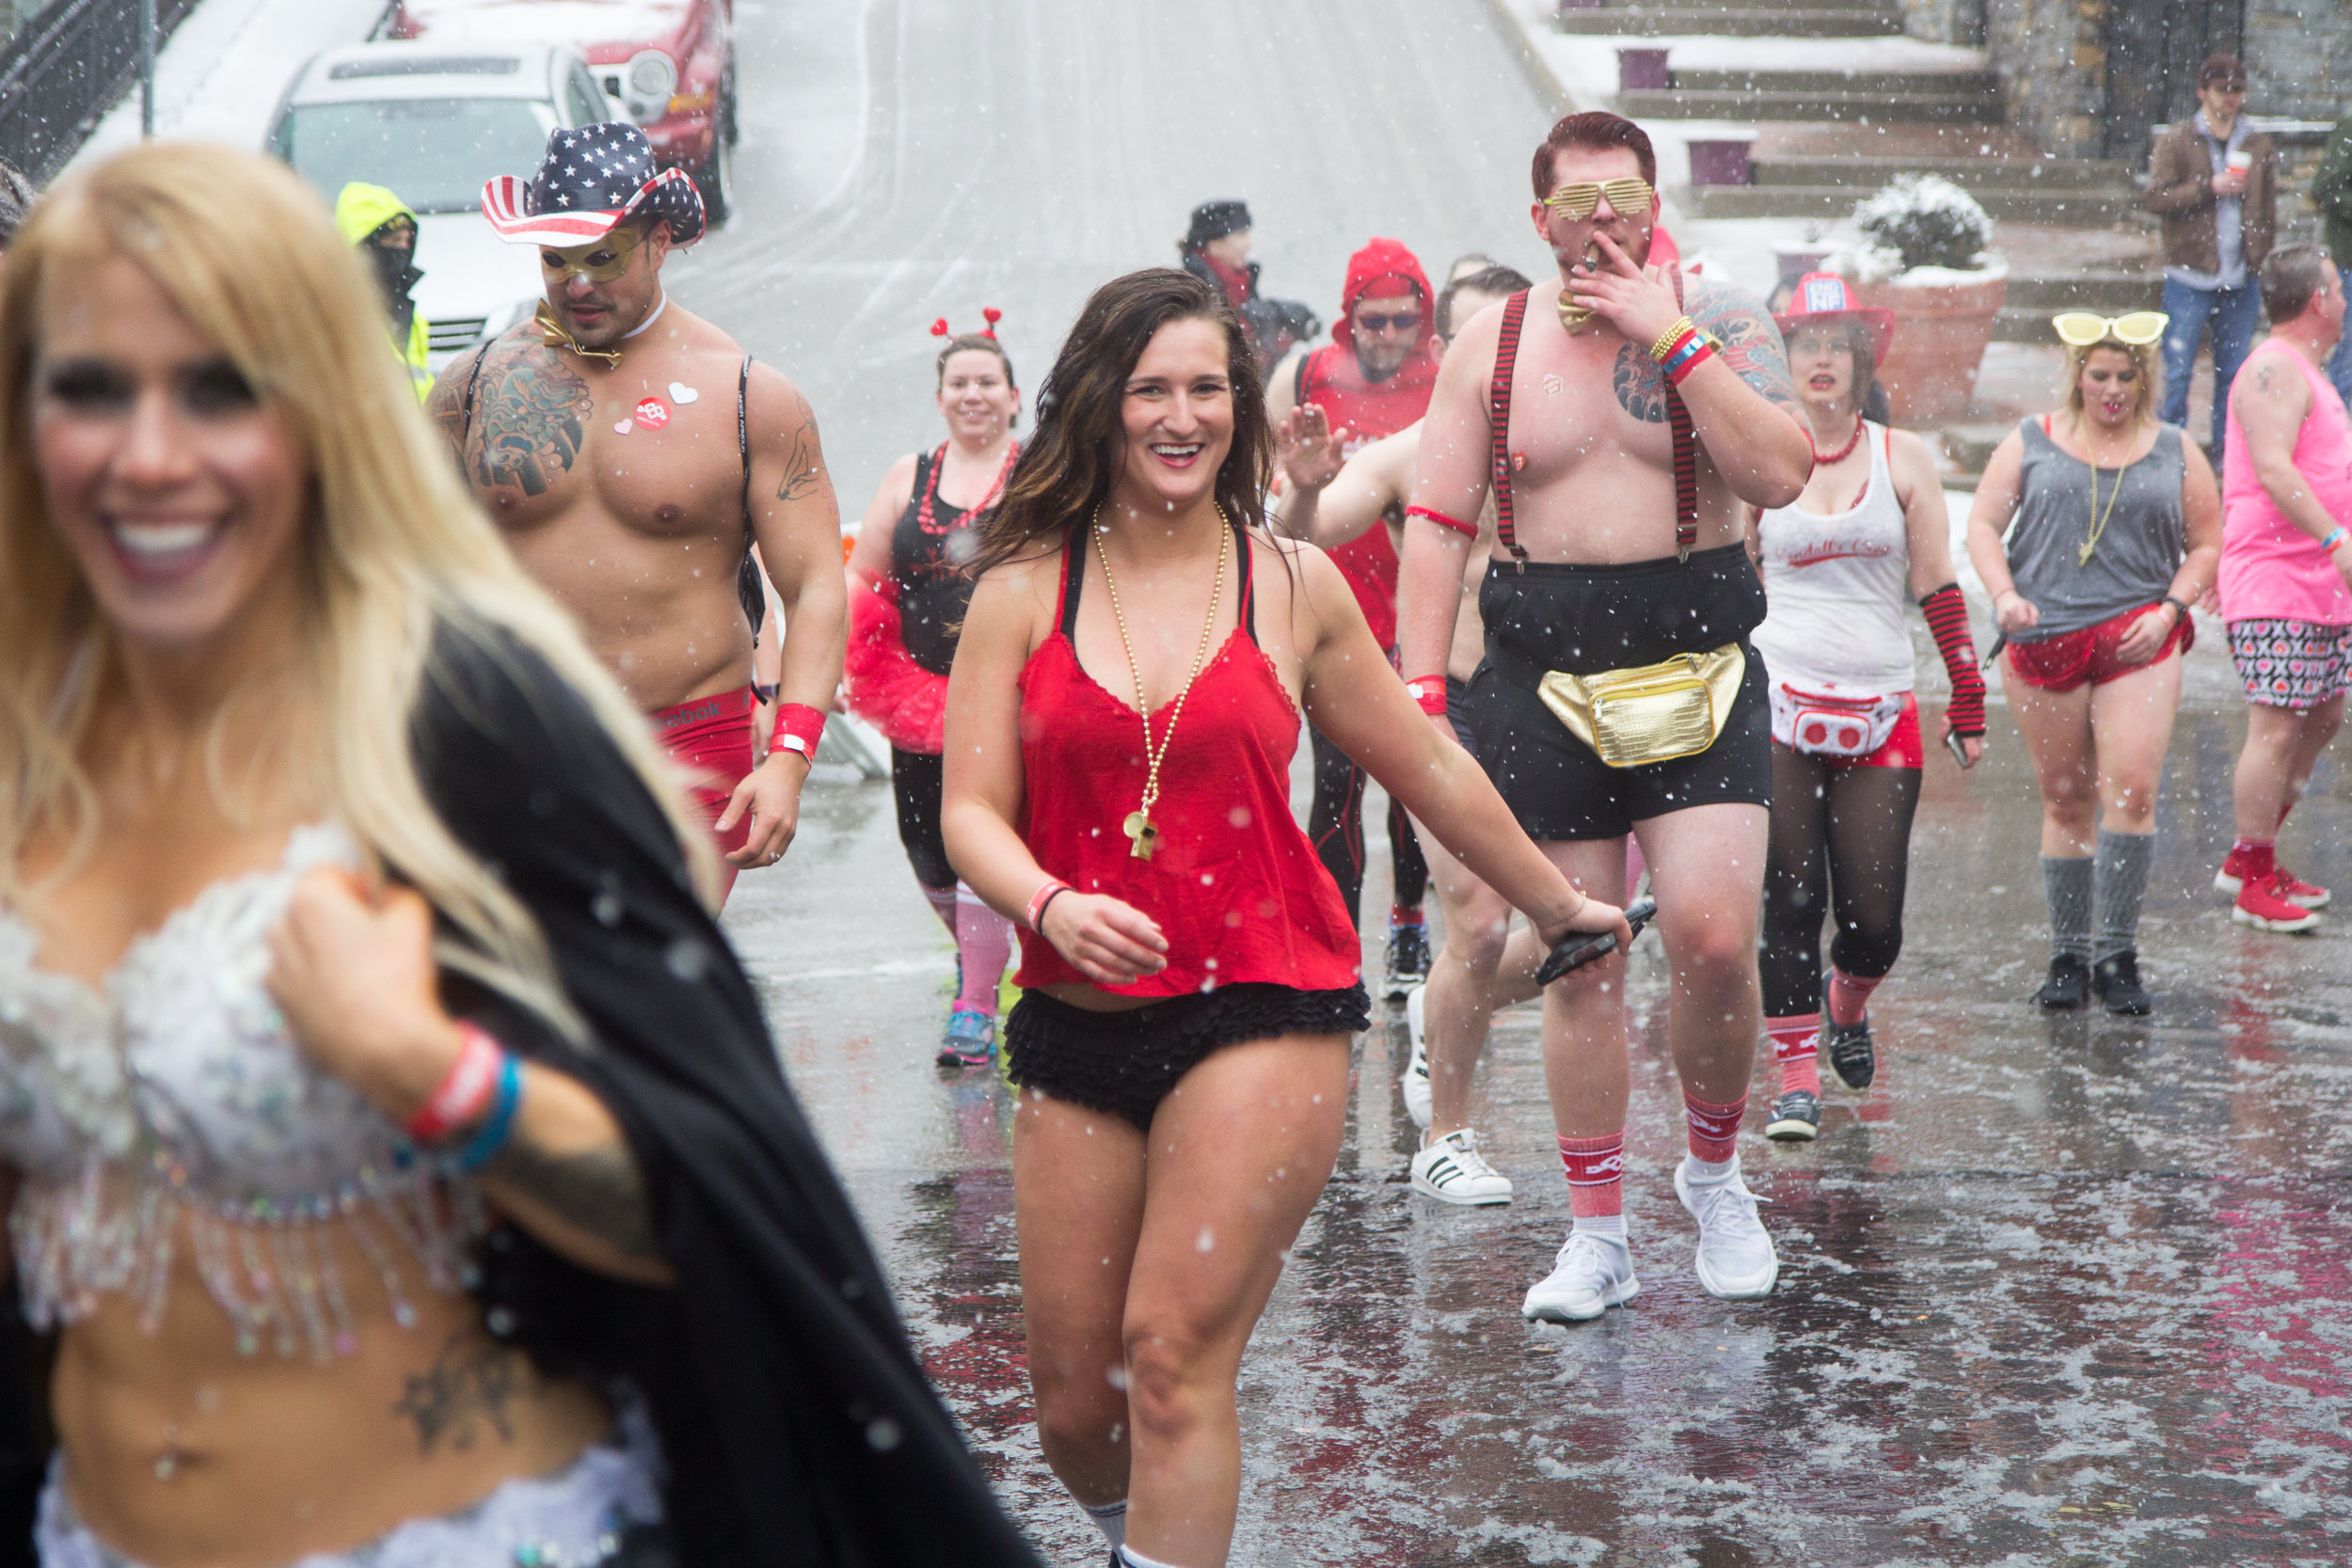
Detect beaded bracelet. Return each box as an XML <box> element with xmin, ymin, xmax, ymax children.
<box><xmin>404</xmin><ymin>1022</ymin><xmax>505</xmax><ymax>1145</ymax></box>
<box><xmin>2322</xmin><ymin>526</ymin><xmax>2349</xmax><ymax>555</ymax></box>
<box><xmin>452</xmin><ymin>1053</ymin><xmax>523</xmax><ymax>1174</ymax></box>
<box><xmin>1648</xmin><ymin>315</ymin><xmax>1699</xmax><ymax>363</ymax></box>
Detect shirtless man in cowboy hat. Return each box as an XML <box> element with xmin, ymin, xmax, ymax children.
<box><xmin>428</xmin><ymin>122</ymin><xmax>846</xmax><ymax>901</ymax></box>
<box><xmin>1396</xmin><ymin>110</ymin><xmax>1811</xmax><ymax>1319</ymax></box>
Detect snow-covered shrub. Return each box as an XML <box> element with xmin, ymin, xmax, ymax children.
<box><xmin>1851</xmin><ymin>175</ymin><xmax>1993</xmax><ymax>274</ymax></box>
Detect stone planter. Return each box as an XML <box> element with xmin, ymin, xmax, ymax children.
<box><xmin>1854</xmin><ymin>268</ymin><xmax>2008</xmax><ymax>422</ymax></box>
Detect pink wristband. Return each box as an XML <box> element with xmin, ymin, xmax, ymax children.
<box><xmin>405</xmin><ymin>1022</ymin><xmax>506</xmax><ymax>1145</ymax></box>
<box><xmin>1025</xmin><ymin>879</ymin><xmax>1071</xmax><ymax>933</ymax></box>
<box><xmin>771</xmin><ymin>703</ymin><xmax>825</xmax><ymax>762</ymax></box>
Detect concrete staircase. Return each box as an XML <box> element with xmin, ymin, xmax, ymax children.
<box><xmin>1679</xmin><ymin>126</ymin><xmax>2144</xmax><ymax>229</ymax></box>
<box><xmin>1557</xmin><ymin>0</ymin><xmax>1901</xmax><ymax>39</ymax></box>
<box><xmin>1622</xmin><ymin>67</ymin><xmax>2000</xmax><ymax>124</ymax></box>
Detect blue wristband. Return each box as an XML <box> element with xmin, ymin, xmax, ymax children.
<box><xmin>452</xmin><ymin>1053</ymin><xmax>522</xmax><ymax>1174</ymax></box>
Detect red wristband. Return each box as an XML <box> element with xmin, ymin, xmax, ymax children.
<box><xmin>1405</xmin><ymin>677</ymin><xmax>1449</xmax><ymax>716</ymax></box>
<box><xmin>1663</xmin><ymin>341</ymin><xmax>1715</xmax><ymax>388</ymax></box>
<box><xmin>1025</xmin><ymin>879</ymin><xmax>1071</xmax><ymax>933</ymax></box>
<box><xmin>1404</xmin><ymin>504</ymin><xmax>1478</xmax><ymax>540</ymax></box>
<box><xmin>405</xmin><ymin>1022</ymin><xmax>506</xmax><ymax>1145</ymax></box>
<box><xmin>771</xmin><ymin>702</ymin><xmax>825</xmax><ymax>762</ymax></box>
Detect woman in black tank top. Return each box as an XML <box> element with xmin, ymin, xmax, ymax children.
<box><xmin>844</xmin><ymin>325</ymin><xmax>1025</xmax><ymax>1066</ymax></box>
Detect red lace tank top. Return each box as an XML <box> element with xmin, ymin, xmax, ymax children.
<box><xmin>1013</xmin><ymin>531</ymin><xmax>1361</xmax><ymax>997</ymax></box>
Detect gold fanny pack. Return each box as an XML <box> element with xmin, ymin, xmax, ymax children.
<box><xmin>1535</xmin><ymin>644</ymin><xmax>1746</xmax><ymax>768</ymax></box>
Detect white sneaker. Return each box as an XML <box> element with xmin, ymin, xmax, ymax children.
<box><xmin>1402</xmin><ymin>984</ymin><xmax>1433</xmax><ymax>1130</ymax></box>
<box><xmin>1520</xmin><ymin>1228</ymin><xmax>1639</xmax><ymax>1322</ymax></box>
<box><xmin>1409</xmin><ymin>1128</ymin><xmax>1514</xmax><ymax>1206</ymax></box>
<box><xmin>1673</xmin><ymin>1156</ymin><xmax>1779</xmax><ymax>1300</ymax></box>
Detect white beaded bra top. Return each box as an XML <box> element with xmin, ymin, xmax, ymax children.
<box><xmin>0</xmin><ymin>824</ymin><xmax>483</xmax><ymax>1362</ymax></box>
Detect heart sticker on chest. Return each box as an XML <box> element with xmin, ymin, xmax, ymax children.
<box><xmin>634</xmin><ymin>398</ymin><xmax>671</xmax><ymax>430</ymax></box>
<box><xmin>613</xmin><ymin>418</ymin><xmax>634</xmax><ymax>435</ymax></box>
<box><xmin>668</xmin><ymin>382</ymin><xmax>700</xmax><ymax>404</ymax></box>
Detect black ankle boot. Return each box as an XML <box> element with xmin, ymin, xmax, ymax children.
<box><xmin>2035</xmin><ymin>953</ymin><xmax>2090</xmax><ymax>1008</ymax></box>
<box><xmin>2091</xmin><ymin>950</ymin><xmax>2152</xmax><ymax>1015</ymax></box>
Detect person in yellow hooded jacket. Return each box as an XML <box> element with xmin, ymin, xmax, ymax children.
<box><xmin>334</xmin><ymin>180</ymin><xmax>432</xmax><ymax>402</ymax></box>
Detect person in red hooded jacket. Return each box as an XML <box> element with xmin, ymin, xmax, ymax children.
<box><xmin>1268</xmin><ymin>237</ymin><xmax>1444</xmax><ymax>997</ymax></box>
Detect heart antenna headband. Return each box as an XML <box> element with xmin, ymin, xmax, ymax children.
<box><xmin>930</xmin><ymin>308</ymin><xmax>1005</xmax><ymax>340</ymax></box>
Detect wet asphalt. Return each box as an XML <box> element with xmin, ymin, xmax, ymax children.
<box><xmin>684</xmin><ymin>3</ymin><xmax>2352</xmax><ymax>1563</ymax></box>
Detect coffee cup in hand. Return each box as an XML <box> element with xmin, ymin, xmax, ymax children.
<box><xmin>2226</xmin><ymin>150</ymin><xmax>2253</xmax><ymax>173</ymax></box>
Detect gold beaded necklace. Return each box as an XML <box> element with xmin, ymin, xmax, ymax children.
<box><xmin>2077</xmin><ymin>418</ymin><xmax>2135</xmax><ymax>566</ymax></box>
<box><xmin>1090</xmin><ymin>507</ymin><xmax>1229</xmax><ymax>862</ymax></box>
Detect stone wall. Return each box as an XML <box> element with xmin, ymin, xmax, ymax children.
<box><xmin>2244</xmin><ymin>0</ymin><xmax>2352</xmax><ymax>123</ymax></box>
<box><xmin>1984</xmin><ymin>0</ymin><xmax>2106</xmax><ymax>157</ymax></box>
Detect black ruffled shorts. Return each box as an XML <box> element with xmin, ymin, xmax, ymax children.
<box><xmin>1005</xmin><ymin>982</ymin><xmax>1372</xmax><ymax>1131</ymax></box>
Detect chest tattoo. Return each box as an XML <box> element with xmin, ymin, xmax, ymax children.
<box><xmin>472</xmin><ymin>344</ymin><xmax>590</xmax><ymax>498</ymax></box>
<box><xmin>1612</xmin><ymin>343</ymin><xmax>1668</xmax><ymax>423</ymax></box>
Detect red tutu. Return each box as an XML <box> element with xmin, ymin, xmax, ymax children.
<box><xmin>844</xmin><ymin>577</ymin><xmax>947</xmax><ymax>754</ymax></box>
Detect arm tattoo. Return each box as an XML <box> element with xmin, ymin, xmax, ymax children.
<box><xmin>470</xmin><ymin>339</ymin><xmax>589</xmax><ymax>498</ymax></box>
<box><xmin>389</xmin><ymin>1331</ymin><xmax>544</xmax><ymax>1454</ymax></box>
<box><xmin>1686</xmin><ymin>279</ymin><xmax>1803</xmax><ymax>416</ymax></box>
<box><xmin>1613</xmin><ymin>342</ymin><xmax>1668</xmax><ymax>422</ymax></box>
<box><xmin>489</xmin><ymin>1134</ymin><xmax>662</xmax><ymax>1262</ymax></box>
<box><xmin>775</xmin><ymin>389</ymin><xmax>825</xmax><ymax>502</ymax></box>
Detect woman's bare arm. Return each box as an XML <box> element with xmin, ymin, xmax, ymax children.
<box><xmin>1965</xmin><ymin>430</ymin><xmax>2035</xmax><ymax>630</ymax></box>
<box><xmin>1894</xmin><ymin>428</ymin><xmax>1960</xmax><ymax>598</ymax></box>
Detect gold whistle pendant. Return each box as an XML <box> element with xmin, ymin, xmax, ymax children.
<box><xmin>1123</xmin><ymin>811</ymin><xmax>1159</xmax><ymax>862</ymax></box>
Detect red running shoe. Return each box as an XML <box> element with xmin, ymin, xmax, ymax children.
<box><xmin>2215</xmin><ymin>849</ymin><xmax>2330</xmax><ymax>908</ymax></box>
<box><xmin>2233</xmin><ymin>872</ymin><xmax>2325</xmax><ymax>933</ymax></box>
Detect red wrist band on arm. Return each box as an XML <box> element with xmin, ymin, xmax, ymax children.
<box><xmin>1025</xmin><ymin>879</ymin><xmax>1071</xmax><ymax>933</ymax></box>
<box><xmin>405</xmin><ymin>1022</ymin><xmax>506</xmax><ymax>1145</ymax></box>
<box><xmin>1405</xmin><ymin>677</ymin><xmax>1449</xmax><ymax>716</ymax></box>
<box><xmin>1663</xmin><ymin>341</ymin><xmax>1715</xmax><ymax>388</ymax></box>
<box><xmin>1919</xmin><ymin>583</ymin><xmax>1986</xmax><ymax>736</ymax></box>
<box><xmin>1404</xmin><ymin>504</ymin><xmax>1477</xmax><ymax>540</ymax></box>
<box><xmin>771</xmin><ymin>703</ymin><xmax>825</xmax><ymax>762</ymax></box>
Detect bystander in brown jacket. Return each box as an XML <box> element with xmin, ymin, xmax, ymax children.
<box><xmin>2144</xmin><ymin>118</ymin><xmax>2278</xmax><ymax>275</ymax></box>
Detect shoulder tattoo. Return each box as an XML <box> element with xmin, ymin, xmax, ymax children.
<box><xmin>1613</xmin><ymin>342</ymin><xmax>1668</xmax><ymax>422</ymax></box>
<box><xmin>1686</xmin><ymin>278</ymin><xmax>1802</xmax><ymax>415</ymax></box>
<box><xmin>776</xmin><ymin>388</ymin><xmax>825</xmax><ymax>502</ymax></box>
<box><xmin>469</xmin><ymin>336</ymin><xmax>589</xmax><ymax>498</ymax></box>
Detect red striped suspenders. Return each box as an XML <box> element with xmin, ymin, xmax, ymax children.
<box><xmin>1488</xmin><ymin>269</ymin><xmax>1700</xmax><ymax>565</ymax></box>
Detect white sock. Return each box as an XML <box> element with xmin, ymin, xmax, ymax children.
<box><xmin>1120</xmin><ymin>1545</ymin><xmax>1187</xmax><ymax>1568</ymax></box>
<box><xmin>1683</xmin><ymin>1150</ymin><xmax>1738</xmax><ymax>1186</ymax></box>
<box><xmin>1083</xmin><ymin>1498</ymin><xmax>1128</xmax><ymax>1548</ymax></box>
<box><xmin>1571</xmin><ymin>1213</ymin><xmax>1627</xmax><ymax>1242</ymax></box>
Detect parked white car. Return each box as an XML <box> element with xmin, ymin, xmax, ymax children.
<box><xmin>265</xmin><ymin>40</ymin><xmax>611</xmax><ymax>372</ymax></box>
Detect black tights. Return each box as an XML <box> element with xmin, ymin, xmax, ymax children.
<box><xmin>1309</xmin><ymin>726</ymin><xmax>1428</xmax><ymax>931</ymax></box>
<box><xmin>891</xmin><ymin>747</ymin><xmax>954</xmax><ymax>891</ymax></box>
<box><xmin>1758</xmin><ymin>744</ymin><xmax>1920</xmax><ymax>1019</ymax></box>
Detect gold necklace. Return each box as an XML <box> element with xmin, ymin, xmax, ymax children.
<box><xmin>2077</xmin><ymin>420</ymin><xmax>2133</xmax><ymax>565</ymax></box>
<box><xmin>1090</xmin><ymin>507</ymin><xmax>1229</xmax><ymax>862</ymax></box>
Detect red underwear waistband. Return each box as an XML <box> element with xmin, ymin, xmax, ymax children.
<box><xmin>650</xmin><ymin>685</ymin><xmax>757</xmax><ymax>741</ymax></box>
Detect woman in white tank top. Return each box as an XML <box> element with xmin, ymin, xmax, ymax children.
<box><xmin>1743</xmin><ymin>276</ymin><xmax>1989</xmax><ymax>1143</ymax></box>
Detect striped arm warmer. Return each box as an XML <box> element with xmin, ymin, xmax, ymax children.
<box><xmin>1919</xmin><ymin>583</ymin><xmax>1986</xmax><ymax>736</ymax></box>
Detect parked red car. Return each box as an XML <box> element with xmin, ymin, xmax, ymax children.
<box><xmin>384</xmin><ymin>0</ymin><xmax>738</xmax><ymax>222</ymax></box>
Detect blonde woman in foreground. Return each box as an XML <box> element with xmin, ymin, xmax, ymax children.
<box><xmin>0</xmin><ymin>145</ymin><xmax>1038</xmax><ymax>1568</ymax></box>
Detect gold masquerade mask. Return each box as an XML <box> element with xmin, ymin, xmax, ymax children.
<box><xmin>538</xmin><ymin>225</ymin><xmax>642</xmax><ymax>286</ymax></box>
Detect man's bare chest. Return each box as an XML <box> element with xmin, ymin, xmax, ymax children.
<box><xmin>1501</xmin><ymin>330</ymin><xmax>1677</xmax><ymax>488</ymax></box>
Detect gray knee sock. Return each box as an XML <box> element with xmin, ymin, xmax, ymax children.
<box><xmin>2094</xmin><ymin>829</ymin><xmax>2155</xmax><ymax>962</ymax></box>
<box><xmin>2042</xmin><ymin>855</ymin><xmax>2093</xmax><ymax>962</ymax></box>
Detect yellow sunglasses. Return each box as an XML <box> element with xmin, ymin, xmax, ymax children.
<box><xmin>1544</xmin><ymin>178</ymin><xmax>1655</xmax><ymax>220</ymax></box>
<box><xmin>2052</xmin><ymin>310</ymin><xmax>2168</xmax><ymax>347</ymax></box>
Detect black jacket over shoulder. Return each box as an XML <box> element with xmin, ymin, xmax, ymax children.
<box><xmin>0</xmin><ymin>621</ymin><xmax>1045</xmax><ymax>1568</ymax></box>
<box><xmin>413</xmin><ymin>621</ymin><xmax>1042</xmax><ymax>1568</ymax></box>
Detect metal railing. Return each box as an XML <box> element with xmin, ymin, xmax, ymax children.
<box><xmin>0</xmin><ymin>0</ymin><xmax>198</xmax><ymax>183</ymax></box>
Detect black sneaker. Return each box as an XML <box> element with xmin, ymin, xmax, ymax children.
<box><xmin>1383</xmin><ymin>921</ymin><xmax>1431</xmax><ymax>1000</ymax></box>
<box><xmin>1821</xmin><ymin>1012</ymin><xmax>1876</xmax><ymax>1092</ymax></box>
<box><xmin>2035</xmin><ymin>953</ymin><xmax>2090</xmax><ymax>1009</ymax></box>
<box><xmin>1765</xmin><ymin>1088</ymin><xmax>1820</xmax><ymax>1142</ymax></box>
<box><xmin>2090</xmin><ymin>950</ymin><xmax>2152</xmax><ymax>1016</ymax></box>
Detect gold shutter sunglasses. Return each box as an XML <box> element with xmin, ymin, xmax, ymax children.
<box><xmin>2051</xmin><ymin>310</ymin><xmax>2169</xmax><ymax>347</ymax></box>
<box><xmin>1543</xmin><ymin>178</ymin><xmax>1655</xmax><ymax>220</ymax></box>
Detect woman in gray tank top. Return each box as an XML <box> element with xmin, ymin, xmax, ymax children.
<box><xmin>1965</xmin><ymin>318</ymin><xmax>2221</xmax><ymax>1016</ymax></box>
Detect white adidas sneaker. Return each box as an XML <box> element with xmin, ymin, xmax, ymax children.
<box><xmin>1674</xmin><ymin>1155</ymin><xmax>1779</xmax><ymax>1300</ymax></box>
<box><xmin>1409</xmin><ymin>1128</ymin><xmax>1513</xmax><ymax>1206</ymax></box>
<box><xmin>1520</xmin><ymin>1228</ymin><xmax>1639</xmax><ymax>1323</ymax></box>
<box><xmin>1402</xmin><ymin>984</ymin><xmax>1432</xmax><ymax>1130</ymax></box>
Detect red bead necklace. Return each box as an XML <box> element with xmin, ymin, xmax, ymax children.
<box><xmin>917</xmin><ymin>438</ymin><xmax>1020</xmax><ymax>535</ymax></box>
<box><xmin>1809</xmin><ymin>416</ymin><xmax>1866</xmax><ymax>467</ymax></box>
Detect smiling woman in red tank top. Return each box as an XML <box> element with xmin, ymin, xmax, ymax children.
<box><xmin>942</xmin><ymin>269</ymin><xmax>1626</xmax><ymax>1568</ymax></box>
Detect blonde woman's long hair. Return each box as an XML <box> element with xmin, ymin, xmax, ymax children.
<box><xmin>0</xmin><ymin>143</ymin><xmax>716</xmax><ymax>1040</ymax></box>
<box><xmin>2060</xmin><ymin>336</ymin><xmax>2164</xmax><ymax>430</ymax></box>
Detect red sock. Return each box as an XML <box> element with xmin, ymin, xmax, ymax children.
<box><xmin>1683</xmin><ymin>1089</ymin><xmax>1744</xmax><ymax>1164</ymax></box>
<box><xmin>1767</xmin><ymin>1014</ymin><xmax>1820</xmax><ymax>1098</ymax></box>
<box><xmin>2233</xmin><ymin>837</ymin><xmax>2277</xmax><ymax>879</ymax></box>
<box><xmin>1825</xmin><ymin>967</ymin><xmax>1883</xmax><ymax>1029</ymax></box>
<box><xmin>1557</xmin><ymin>1133</ymin><xmax>1625</xmax><ymax>1218</ymax></box>
<box><xmin>1391</xmin><ymin>905</ymin><xmax>1423</xmax><ymax>927</ymax></box>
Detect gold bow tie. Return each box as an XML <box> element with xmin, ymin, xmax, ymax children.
<box><xmin>535</xmin><ymin>303</ymin><xmax>622</xmax><ymax>368</ymax></box>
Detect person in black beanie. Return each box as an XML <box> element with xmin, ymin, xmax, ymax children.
<box><xmin>1177</xmin><ymin>198</ymin><xmax>1318</xmax><ymax>373</ymax></box>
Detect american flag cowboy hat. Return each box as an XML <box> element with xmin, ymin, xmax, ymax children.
<box><xmin>481</xmin><ymin>122</ymin><xmax>706</xmax><ymax>248</ymax></box>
